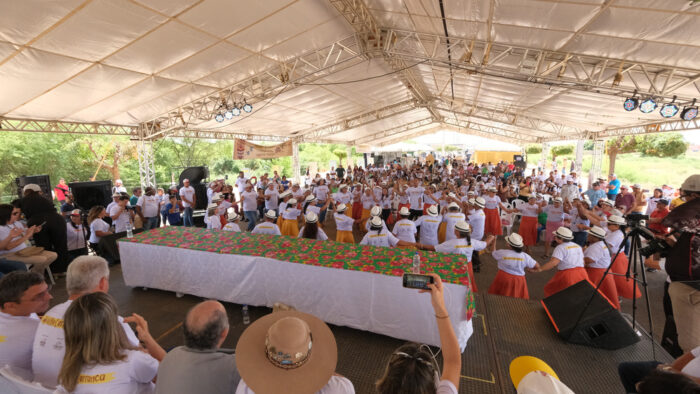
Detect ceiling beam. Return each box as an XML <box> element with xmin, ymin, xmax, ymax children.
<box><xmin>0</xmin><ymin>117</ymin><xmax>138</xmax><ymax>137</ymax></box>
<box><xmin>593</xmin><ymin>118</ymin><xmax>700</xmax><ymax>139</ymax></box>
<box><xmin>354</xmin><ymin>117</ymin><xmax>435</xmax><ymax>145</ymax></box>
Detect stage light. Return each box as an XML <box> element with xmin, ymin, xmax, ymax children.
<box><xmin>681</xmin><ymin>99</ymin><xmax>698</xmax><ymax>121</ymax></box>
<box><xmin>231</xmin><ymin>106</ymin><xmax>241</xmax><ymax>116</ymax></box>
<box><xmin>243</xmin><ymin>100</ymin><xmax>253</xmax><ymax>113</ymax></box>
<box><xmin>660</xmin><ymin>103</ymin><xmax>679</xmax><ymax>118</ymax></box>
<box><xmin>214</xmin><ymin>112</ymin><xmax>225</xmax><ymax>123</ymax></box>
<box><xmin>639</xmin><ymin>98</ymin><xmax>657</xmax><ymax>113</ymax></box>
<box><xmin>623</xmin><ymin>97</ymin><xmax>638</xmax><ymax>111</ymax></box>
<box><xmin>224</xmin><ymin>108</ymin><xmax>234</xmax><ymax>120</ymax></box>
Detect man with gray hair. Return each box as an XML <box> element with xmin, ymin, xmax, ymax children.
<box><xmin>155</xmin><ymin>300</ymin><xmax>240</xmax><ymax>394</ymax></box>
<box><xmin>30</xmin><ymin>255</ymin><xmax>138</xmax><ymax>388</ymax></box>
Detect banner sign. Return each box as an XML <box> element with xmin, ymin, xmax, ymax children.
<box><xmin>234</xmin><ymin>139</ymin><xmax>293</xmax><ymax>160</ymax></box>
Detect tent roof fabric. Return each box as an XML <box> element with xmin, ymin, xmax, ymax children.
<box><xmin>1</xmin><ymin>0</ymin><xmax>699</xmax><ymax>145</ymax></box>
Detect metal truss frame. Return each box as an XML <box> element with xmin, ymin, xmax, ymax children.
<box><xmin>0</xmin><ymin>117</ymin><xmax>138</xmax><ymax>136</ymax></box>
<box><xmin>594</xmin><ymin>117</ymin><xmax>700</xmax><ymax>139</ymax></box>
<box><xmin>441</xmin><ymin>117</ymin><xmax>537</xmax><ymax>144</ymax></box>
<box><xmin>354</xmin><ymin>117</ymin><xmax>435</xmax><ymax>145</ymax></box>
<box><xmin>136</xmin><ymin>138</ymin><xmax>156</xmax><ymax>189</ymax></box>
<box><xmin>382</xmin><ymin>28</ymin><xmax>700</xmax><ymax>103</ymax></box>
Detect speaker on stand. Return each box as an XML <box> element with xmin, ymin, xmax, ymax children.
<box><xmin>15</xmin><ymin>175</ymin><xmax>52</xmax><ymax>201</ymax></box>
<box><xmin>68</xmin><ymin>181</ymin><xmax>114</xmax><ymax>210</ymax></box>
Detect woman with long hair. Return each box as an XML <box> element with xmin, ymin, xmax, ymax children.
<box><xmin>488</xmin><ymin>233</ymin><xmax>539</xmax><ymax>300</ymax></box>
<box><xmin>58</xmin><ymin>292</ymin><xmax>164</xmax><ymax>393</ymax></box>
<box><xmin>583</xmin><ymin>226</ymin><xmax>620</xmax><ymax>309</ymax></box>
<box><xmin>298</xmin><ymin>212</ymin><xmax>328</xmax><ymax>241</ymax></box>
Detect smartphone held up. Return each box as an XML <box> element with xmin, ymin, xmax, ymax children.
<box><xmin>402</xmin><ymin>273</ymin><xmax>434</xmax><ymax>290</ymax></box>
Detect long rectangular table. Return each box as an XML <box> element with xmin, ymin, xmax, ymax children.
<box><xmin>118</xmin><ymin>227</ymin><xmax>474</xmax><ymax>350</ymax></box>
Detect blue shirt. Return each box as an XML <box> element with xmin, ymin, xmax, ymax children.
<box><xmin>608</xmin><ymin>179</ymin><xmax>620</xmax><ymax>196</ymax></box>
<box><xmin>584</xmin><ymin>189</ymin><xmax>606</xmax><ymax>207</ymax></box>
<box><xmin>165</xmin><ymin>203</ymin><xmax>181</xmax><ymax>224</ymax></box>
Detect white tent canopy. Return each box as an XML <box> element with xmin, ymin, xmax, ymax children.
<box><xmin>1</xmin><ymin>0</ymin><xmax>699</xmax><ymax>147</ymax></box>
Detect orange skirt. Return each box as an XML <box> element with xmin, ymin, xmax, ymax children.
<box><xmin>488</xmin><ymin>270</ymin><xmax>529</xmax><ymax>300</ymax></box>
<box><xmin>336</xmin><ymin>230</ymin><xmax>354</xmax><ymax>243</ymax></box>
<box><xmin>611</xmin><ymin>252</ymin><xmax>641</xmax><ymax>299</ymax></box>
<box><xmin>344</xmin><ymin>209</ymin><xmax>352</xmax><ymax>218</ymax></box>
<box><xmin>359</xmin><ymin>208</ymin><xmax>371</xmax><ymax>230</ymax></box>
<box><xmin>519</xmin><ymin>216</ymin><xmax>538</xmax><ymax>246</ymax></box>
<box><xmin>280</xmin><ymin>218</ymin><xmax>299</xmax><ymax>237</ymax></box>
<box><xmin>438</xmin><ymin>222</ymin><xmax>447</xmax><ymax>244</ymax></box>
<box><xmin>484</xmin><ymin>208</ymin><xmax>502</xmax><ymax>236</ymax></box>
<box><xmin>543</xmin><ymin>267</ymin><xmax>589</xmax><ymax>298</ymax></box>
<box><xmin>352</xmin><ymin>202</ymin><xmax>363</xmax><ymax>220</ymax></box>
<box><xmin>467</xmin><ymin>261</ymin><xmax>478</xmax><ymax>293</ymax></box>
<box><xmin>585</xmin><ymin>267</ymin><xmax>620</xmax><ymax>309</ymax></box>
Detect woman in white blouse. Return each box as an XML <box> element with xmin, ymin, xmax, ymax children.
<box><xmin>0</xmin><ymin>203</ymin><xmax>56</xmax><ymax>274</ymax></box>
<box><xmin>65</xmin><ymin>210</ymin><xmax>88</xmax><ymax>262</ymax></box>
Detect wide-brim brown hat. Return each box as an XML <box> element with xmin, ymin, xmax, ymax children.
<box><xmin>236</xmin><ymin>310</ymin><xmax>337</xmax><ymax>394</ymax></box>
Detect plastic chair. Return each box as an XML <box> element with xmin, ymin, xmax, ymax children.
<box><xmin>501</xmin><ymin>210</ymin><xmax>514</xmax><ymax>236</ymax></box>
<box><xmin>0</xmin><ymin>365</ymin><xmax>53</xmax><ymax>393</ymax></box>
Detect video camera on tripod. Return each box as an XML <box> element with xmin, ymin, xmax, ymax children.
<box><xmin>623</xmin><ymin>213</ymin><xmax>671</xmax><ymax>258</ymax></box>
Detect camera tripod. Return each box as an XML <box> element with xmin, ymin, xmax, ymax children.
<box><xmin>569</xmin><ymin>226</ymin><xmax>657</xmax><ymax>359</ymax></box>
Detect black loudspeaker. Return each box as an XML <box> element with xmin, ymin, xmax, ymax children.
<box><xmin>541</xmin><ymin>280</ymin><xmax>640</xmax><ymax>350</ymax></box>
<box><xmin>15</xmin><ymin>175</ymin><xmax>52</xmax><ymax>200</ymax></box>
<box><xmin>192</xmin><ymin>183</ymin><xmax>208</xmax><ymax>210</ymax></box>
<box><xmin>68</xmin><ymin>181</ymin><xmax>113</xmax><ymax>210</ymax></box>
<box><xmin>178</xmin><ymin>166</ymin><xmax>208</xmax><ymax>186</ymax></box>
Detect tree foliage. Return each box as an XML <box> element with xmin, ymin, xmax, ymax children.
<box><xmin>525</xmin><ymin>144</ymin><xmax>542</xmax><ymax>154</ymax></box>
<box><xmin>551</xmin><ymin>145</ymin><xmax>574</xmax><ymax>159</ymax></box>
<box><xmin>605</xmin><ymin>133</ymin><xmax>688</xmax><ymax>174</ymax></box>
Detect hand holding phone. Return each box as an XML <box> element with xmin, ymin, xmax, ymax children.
<box><xmin>402</xmin><ymin>273</ymin><xmax>435</xmax><ymax>290</ymax></box>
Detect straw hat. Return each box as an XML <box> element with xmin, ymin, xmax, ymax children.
<box><xmin>473</xmin><ymin>197</ymin><xmax>486</xmax><ymax>208</ymax></box>
<box><xmin>212</xmin><ymin>192</ymin><xmax>223</xmax><ymax>202</ymax></box>
<box><xmin>398</xmin><ymin>207</ymin><xmax>410</xmax><ymax>216</ymax></box>
<box><xmin>488</xmin><ymin>186</ymin><xmax>497</xmax><ymax>192</ymax></box>
<box><xmin>553</xmin><ymin>226</ymin><xmax>574</xmax><ymax>241</ymax></box>
<box><xmin>600</xmin><ymin>199</ymin><xmax>613</xmax><ymax>207</ymax></box>
<box><xmin>506</xmin><ymin>233</ymin><xmax>524</xmax><ymax>248</ymax></box>
<box><xmin>607</xmin><ymin>215</ymin><xmax>626</xmax><ymax>226</ymax></box>
<box><xmin>288</xmin><ymin>198</ymin><xmax>297</xmax><ymax>206</ymax></box>
<box><xmin>426</xmin><ymin>205</ymin><xmax>439</xmax><ymax>217</ymax></box>
<box><xmin>265</xmin><ymin>210</ymin><xmax>277</xmax><ymax>220</ymax></box>
<box><xmin>448</xmin><ymin>202</ymin><xmax>460</xmax><ymax>210</ymax></box>
<box><xmin>235</xmin><ymin>311</ymin><xmax>337</xmax><ymax>394</ymax></box>
<box><xmin>370</xmin><ymin>206</ymin><xmax>382</xmax><ymax>217</ymax></box>
<box><xmin>553</xmin><ymin>197</ymin><xmax>563</xmax><ymax>203</ymax></box>
<box><xmin>336</xmin><ymin>204</ymin><xmax>347</xmax><ymax>213</ymax></box>
<box><xmin>279</xmin><ymin>190</ymin><xmax>291</xmax><ymax>199</ymax></box>
<box><xmin>454</xmin><ymin>221</ymin><xmax>470</xmax><ymax>233</ymax></box>
<box><xmin>305</xmin><ymin>195</ymin><xmax>316</xmax><ymax>203</ymax></box>
<box><xmin>305</xmin><ymin>212</ymin><xmax>318</xmax><ymax>224</ymax></box>
<box><xmin>369</xmin><ymin>216</ymin><xmax>383</xmax><ymax>229</ymax></box>
<box><xmin>206</xmin><ymin>203</ymin><xmax>218</xmax><ymax>210</ymax></box>
<box><xmin>587</xmin><ymin>226</ymin><xmax>606</xmax><ymax>239</ymax></box>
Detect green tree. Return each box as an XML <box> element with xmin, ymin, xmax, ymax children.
<box><xmin>551</xmin><ymin>145</ymin><xmax>574</xmax><ymax>160</ymax></box>
<box><xmin>525</xmin><ymin>144</ymin><xmax>542</xmax><ymax>154</ymax></box>
<box><xmin>583</xmin><ymin>140</ymin><xmax>594</xmax><ymax>150</ymax></box>
<box><xmin>637</xmin><ymin>133</ymin><xmax>688</xmax><ymax>158</ymax></box>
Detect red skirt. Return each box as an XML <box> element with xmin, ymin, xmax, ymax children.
<box><xmin>488</xmin><ymin>270</ymin><xmax>529</xmax><ymax>300</ymax></box>
<box><xmin>543</xmin><ymin>267</ymin><xmax>589</xmax><ymax>298</ymax></box>
<box><xmin>585</xmin><ymin>267</ymin><xmax>620</xmax><ymax>309</ymax></box>
<box><xmin>352</xmin><ymin>201</ymin><xmax>363</xmax><ymax>220</ymax></box>
<box><xmin>519</xmin><ymin>216</ymin><xmax>538</xmax><ymax>246</ymax></box>
<box><xmin>611</xmin><ymin>252</ymin><xmax>641</xmax><ymax>299</ymax></box>
<box><xmin>467</xmin><ymin>261</ymin><xmax>478</xmax><ymax>293</ymax></box>
<box><xmin>484</xmin><ymin>208</ymin><xmax>502</xmax><ymax>236</ymax></box>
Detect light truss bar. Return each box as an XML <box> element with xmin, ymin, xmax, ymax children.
<box><xmin>383</xmin><ymin>28</ymin><xmax>700</xmax><ymax>102</ymax></box>
<box><xmin>294</xmin><ymin>99</ymin><xmax>419</xmax><ymax>140</ymax></box>
<box><xmin>354</xmin><ymin>117</ymin><xmax>434</xmax><ymax>144</ymax></box>
<box><xmin>377</xmin><ymin>124</ymin><xmax>526</xmax><ymax>147</ymax></box>
<box><xmin>0</xmin><ymin>117</ymin><xmax>138</xmax><ymax>136</ymax></box>
<box><xmin>594</xmin><ymin>118</ymin><xmax>700</xmax><ymax>139</ymax></box>
<box><xmin>143</xmin><ymin>34</ymin><xmax>368</xmax><ymax>140</ymax></box>
<box><xmin>376</xmin><ymin>125</ymin><xmax>444</xmax><ymax>146</ymax></box>
<box><xmin>165</xmin><ymin>128</ymin><xmax>339</xmax><ymax>145</ymax></box>
<box><xmin>442</xmin><ymin>116</ymin><xmax>538</xmax><ymax>143</ymax></box>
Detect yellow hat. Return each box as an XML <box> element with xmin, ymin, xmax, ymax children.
<box><xmin>509</xmin><ymin>356</ymin><xmax>559</xmax><ymax>389</ymax></box>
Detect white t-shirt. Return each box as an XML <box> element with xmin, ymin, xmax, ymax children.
<box><xmin>236</xmin><ymin>375</ymin><xmax>355</xmax><ymax>394</ymax></box>
<box><xmin>467</xmin><ymin>210</ymin><xmax>486</xmax><ymax>241</ymax></box>
<box><xmin>361</xmin><ymin>194</ymin><xmax>375</xmax><ymax>210</ymax></box>
<box><xmin>424</xmin><ymin>191</ymin><xmax>441</xmax><ymax>205</ymax></box>
<box><xmin>236</xmin><ymin>177</ymin><xmax>248</xmax><ymax>193</ymax></box>
<box><xmin>334</xmin><ymin>213</ymin><xmax>354</xmax><ymax>232</ymax></box>
<box><xmin>414</xmin><ymin>215</ymin><xmax>442</xmax><ymax>246</ymax></box>
<box><xmin>552</xmin><ymin>242</ymin><xmax>585</xmax><ymax>270</ymax></box>
<box><xmin>543</xmin><ymin>205</ymin><xmax>565</xmax><ymax>222</ymax></box>
<box><xmin>55</xmin><ymin>349</ymin><xmax>158</xmax><ymax>394</ymax></box>
<box><xmin>406</xmin><ymin>187</ymin><xmax>425</xmax><ymax>210</ymax></box>
<box><xmin>179</xmin><ymin>186</ymin><xmax>196</xmax><ymax>208</ymax></box>
<box><xmin>252</xmin><ymin>222</ymin><xmax>281</xmax><ymax>235</ymax></box>
<box><xmin>66</xmin><ymin>223</ymin><xmax>86</xmax><ymax>251</ymax></box>
<box><xmin>314</xmin><ymin>185</ymin><xmax>330</xmax><ymax>201</ymax></box>
<box><xmin>605</xmin><ymin>229</ymin><xmax>624</xmax><ymax>252</ymax></box>
<box><xmin>0</xmin><ymin>223</ymin><xmax>27</xmax><ymax>255</ymax></box>
<box><xmin>680</xmin><ymin>346</ymin><xmax>700</xmax><ymax>378</ymax></box>
<box><xmin>392</xmin><ymin>219</ymin><xmax>417</xmax><ymax>243</ymax></box>
<box><xmin>137</xmin><ymin>195</ymin><xmax>161</xmax><ymax>218</ymax></box>
<box><xmin>264</xmin><ymin>189</ymin><xmax>279</xmax><ymax>210</ymax></box>
<box><xmin>335</xmin><ymin>192</ymin><xmax>352</xmax><ymax>205</ymax></box>
<box><xmin>483</xmin><ymin>195</ymin><xmax>501</xmax><ymax>210</ymax></box>
<box><xmin>0</xmin><ymin>311</ymin><xmax>39</xmax><ymax>373</ymax></box>
<box><xmin>241</xmin><ymin>190</ymin><xmax>258</xmax><ymax>212</ymax></box>
<box><xmin>297</xmin><ymin>227</ymin><xmax>328</xmax><ymax>241</ymax></box>
<box><xmin>584</xmin><ymin>241</ymin><xmax>611</xmax><ymax>269</ymax></box>
<box><xmin>442</xmin><ymin>213</ymin><xmax>466</xmax><ymax>241</ymax></box>
<box><xmin>360</xmin><ymin>229</ymin><xmax>399</xmax><ymax>247</ymax></box>
<box><xmin>109</xmin><ymin>204</ymin><xmax>130</xmax><ymax>233</ymax></box>
<box><xmin>518</xmin><ymin>203</ymin><xmax>540</xmax><ymax>217</ymax></box>
<box><xmin>223</xmin><ymin>223</ymin><xmax>241</xmax><ymax>232</ymax></box>
<box><xmin>435</xmin><ymin>238</ymin><xmax>487</xmax><ymax>262</ymax></box>
<box><xmin>31</xmin><ymin>300</ymin><xmax>139</xmax><ymax>388</ymax></box>
<box><xmin>492</xmin><ymin>249</ymin><xmax>537</xmax><ymax>276</ymax></box>
<box><xmin>89</xmin><ymin>219</ymin><xmax>110</xmax><ymax>244</ymax></box>
<box><xmin>282</xmin><ymin>208</ymin><xmax>301</xmax><ymax>221</ymax></box>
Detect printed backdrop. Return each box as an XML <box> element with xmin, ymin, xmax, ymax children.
<box><xmin>233</xmin><ymin>139</ymin><xmax>292</xmax><ymax>159</ymax></box>
<box><xmin>121</xmin><ymin>227</ymin><xmax>475</xmax><ymax>319</ymax></box>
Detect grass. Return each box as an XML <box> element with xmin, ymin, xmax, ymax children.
<box><xmin>526</xmin><ymin>151</ymin><xmax>700</xmax><ymax>190</ymax></box>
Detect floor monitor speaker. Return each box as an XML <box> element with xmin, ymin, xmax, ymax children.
<box><xmin>15</xmin><ymin>175</ymin><xmax>52</xmax><ymax>200</ymax></box>
<box><xmin>69</xmin><ymin>180</ymin><xmax>114</xmax><ymax>210</ymax></box>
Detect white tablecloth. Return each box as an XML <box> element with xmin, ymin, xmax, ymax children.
<box><xmin>119</xmin><ymin>242</ymin><xmax>473</xmax><ymax>350</ymax></box>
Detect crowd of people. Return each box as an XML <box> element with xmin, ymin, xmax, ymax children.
<box><xmin>1</xmin><ymin>156</ymin><xmax>698</xmax><ymax>393</ymax></box>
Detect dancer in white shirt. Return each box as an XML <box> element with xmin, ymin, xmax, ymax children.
<box><xmin>251</xmin><ymin>210</ymin><xmax>281</xmax><ymax>235</ymax></box>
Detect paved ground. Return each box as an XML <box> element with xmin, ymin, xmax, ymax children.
<box><xmin>46</xmin><ymin>216</ymin><xmax>670</xmax><ymax>393</ymax></box>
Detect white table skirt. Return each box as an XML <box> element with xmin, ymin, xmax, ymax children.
<box><xmin>119</xmin><ymin>242</ymin><xmax>473</xmax><ymax>350</ymax></box>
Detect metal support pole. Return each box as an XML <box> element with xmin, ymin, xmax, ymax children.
<box><xmin>346</xmin><ymin>146</ymin><xmax>352</xmax><ymax>168</ymax></box>
<box><xmin>137</xmin><ymin>139</ymin><xmax>156</xmax><ymax>190</ymax></box>
<box><xmin>540</xmin><ymin>142</ymin><xmax>550</xmax><ymax>171</ymax></box>
<box><xmin>591</xmin><ymin>139</ymin><xmax>605</xmax><ymax>183</ymax></box>
<box><xmin>292</xmin><ymin>140</ymin><xmax>301</xmax><ymax>185</ymax></box>
<box><xmin>575</xmin><ymin>139</ymin><xmax>584</xmax><ymax>173</ymax></box>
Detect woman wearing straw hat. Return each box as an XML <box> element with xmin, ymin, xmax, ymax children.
<box><xmin>392</xmin><ymin>207</ymin><xmax>417</xmax><ymax>246</ymax></box>
<box><xmin>358</xmin><ymin>187</ymin><xmax>378</xmax><ymax>230</ymax></box>
<box><xmin>360</xmin><ymin>217</ymin><xmax>415</xmax><ymax>248</ymax></box>
<box><xmin>512</xmin><ymin>195</ymin><xmax>543</xmax><ymax>253</ymax></box>
<box><xmin>280</xmin><ymin>199</ymin><xmax>301</xmax><ymax>237</ymax></box>
<box><xmin>252</xmin><ymin>210</ymin><xmax>281</xmax><ymax>235</ymax></box>
<box><xmin>234</xmin><ymin>310</ymin><xmax>354</xmax><ymax>394</ymax></box>
<box><xmin>414</xmin><ymin>205</ymin><xmax>442</xmax><ymax>247</ymax></box>
<box><xmin>223</xmin><ymin>209</ymin><xmax>242</xmax><ymax>232</ymax></box>
<box><xmin>333</xmin><ymin>204</ymin><xmax>354</xmax><ymax>243</ymax></box>
<box><xmin>536</xmin><ymin>227</ymin><xmax>590</xmax><ymax>298</ymax></box>
<box><xmin>488</xmin><ymin>233</ymin><xmax>539</xmax><ymax>300</ymax></box>
<box><xmin>483</xmin><ymin>187</ymin><xmax>508</xmax><ymax>241</ymax></box>
<box><xmin>605</xmin><ymin>215</ymin><xmax>641</xmax><ymax>300</ymax></box>
<box><xmin>439</xmin><ymin>202</ymin><xmax>465</xmax><ymax>244</ymax></box>
<box><xmin>298</xmin><ymin>212</ymin><xmax>328</xmax><ymax>241</ymax></box>
<box><xmin>583</xmin><ymin>225</ymin><xmax>620</xmax><ymax>309</ymax></box>
<box><xmin>276</xmin><ymin>191</ymin><xmax>292</xmax><ymax>231</ymax></box>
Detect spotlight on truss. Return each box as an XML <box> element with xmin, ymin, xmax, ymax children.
<box><xmin>214</xmin><ymin>112</ymin><xmax>225</xmax><ymax>123</ymax></box>
<box><xmin>639</xmin><ymin>98</ymin><xmax>657</xmax><ymax>114</ymax></box>
<box><xmin>681</xmin><ymin>99</ymin><xmax>698</xmax><ymax>121</ymax></box>
<box><xmin>660</xmin><ymin>96</ymin><xmax>679</xmax><ymax>118</ymax></box>
<box><xmin>243</xmin><ymin>100</ymin><xmax>253</xmax><ymax>113</ymax></box>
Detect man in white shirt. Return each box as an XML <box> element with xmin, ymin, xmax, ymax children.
<box><xmin>179</xmin><ymin>179</ymin><xmax>196</xmax><ymax>227</ymax></box>
<box><xmin>241</xmin><ymin>184</ymin><xmax>259</xmax><ymax>232</ymax></box>
<box><xmin>0</xmin><ymin>271</ymin><xmax>52</xmax><ymax>375</ymax></box>
<box><xmin>251</xmin><ymin>211</ymin><xmax>281</xmax><ymax>235</ymax></box>
<box><xmin>264</xmin><ymin>183</ymin><xmax>280</xmax><ymax>215</ymax></box>
<box><xmin>414</xmin><ymin>205</ymin><xmax>442</xmax><ymax>246</ymax></box>
<box><xmin>406</xmin><ymin>180</ymin><xmax>425</xmax><ymax>220</ymax></box>
<box><xmin>108</xmin><ymin>195</ymin><xmax>133</xmax><ymax>233</ymax></box>
<box><xmin>32</xmin><ymin>256</ymin><xmax>139</xmax><ymax>388</ymax></box>
<box><xmin>235</xmin><ymin>172</ymin><xmax>248</xmax><ymax>195</ymax></box>
<box><xmin>136</xmin><ymin>187</ymin><xmax>161</xmax><ymax>230</ymax></box>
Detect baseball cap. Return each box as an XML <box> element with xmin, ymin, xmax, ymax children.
<box><xmin>23</xmin><ymin>184</ymin><xmax>41</xmax><ymax>193</ymax></box>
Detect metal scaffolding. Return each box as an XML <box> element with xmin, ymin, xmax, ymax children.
<box><xmin>591</xmin><ymin>139</ymin><xmax>606</xmax><ymax>182</ymax></box>
<box><xmin>136</xmin><ymin>138</ymin><xmax>156</xmax><ymax>190</ymax></box>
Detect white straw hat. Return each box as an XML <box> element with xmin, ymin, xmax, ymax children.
<box><xmin>305</xmin><ymin>195</ymin><xmax>316</xmax><ymax>203</ymax></box>
<box><xmin>608</xmin><ymin>215</ymin><xmax>626</xmax><ymax>226</ymax></box>
<box><xmin>288</xmin><ymin>198</ymin><xmax>297</xmax><ymax>206</ymax></box>
<box><xmin>506</xmin><ymin>233</ymin><xmax>524</xmax><ymax>248</ymax></box>
<box><xmin>369</xmin><ymin>216</ymin><xmax>383</xmax><ymax>229</ymax></box>
<box><xmin>305</xmin><ymin>212</ymin><xmax>318</xmax><ymax>223</ymax></box>
<box><xmin>370</xmin><ymin>206</ymin><xmax>382</xmax><ymax>217</ymax></box>
<box><xmin>553</xmin><ymin>226</ymin><xmax>574</xmax><ymax>240</ymax></box>
<box><xmin>336</xmin><ymin>204</ymin><xmax>347</xmax><ymax>213</ymax></box>
<box><xmin>448</xmin><ymin>202</ymin><xmax>460</xmax><ymax>210</ymax></box>
<box><xmin>454</xmin><ymin>221</ymin><xmax>471</xmax><ymax>233</ymax></box>
<box><xmin>426</xmin><ymin>205</ymin><xmax>439</xmax><ymax>217</ymax></box>
<box><xmin>265</xmin><ymin>210</ymin><xmax>277</xmax><ymax>219</ymax></box>
<box><xmin>398</xmin><ymin>207</ymin><xmax>410</xmax><ymax>216</ymax></box>
<box><xmin>474</xmin><ymin>197</ymin><xmax>486</xmax><ymax>208</ymax></box>
<box><xmin>587</xmin><ymin>226</ymin><xmax>606</xmax><ymax>239</ymax></box>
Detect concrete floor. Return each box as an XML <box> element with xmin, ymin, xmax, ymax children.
<box><xmin>46</xmin><ymin>216</ymin><xmax>669</xmax><ymax>394</ymax></box>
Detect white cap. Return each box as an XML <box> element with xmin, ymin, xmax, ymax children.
<box><xmin>608</xmin><ymin>215</ymin><xmax>626</xmax><ymax>226</ymax></box>
<box><xmin>474</xmin><ymin>197</ymin><xmax>486</xmax><ymax>208</ymax></box>
<box><xmin>369</xmin><ymin>216</ymin><xmax>383</xmax><ymax>228</ymax></box>
<box><xmin>553</xmin><ymin>226</ymin><xmax>574</xmax><ymax>240</ymax></box>
<box><xmin>265</xmin><ymin>210</ymin><xmax>277</xmax><ymax>219</ymax></box>
<box><xmin>305</xmin><ymin>212</ymin><xmax>318</xmax><ymax>223</ymax></box>
<box><xmin>454</xmin><ymin>221</ymin><xmax>470</xmax><ymax>233</ymax></box>
<box><xmin>426</xmin><ymin>205</ymin><xmax>439</xmax><ymax>216</ymax></box>
<box><xmin>506</xmin><ymin>233</ymin><xmax>524</xmax><ymax>248</ymax></box>
<box><xmin>370</xmin><ymin>206</ymin><xmax>382</xmax><ymax>217</ymax></box>
<box><xmin>587</xmin><ymin>226</ymin><xmax>606</xmax><ymax>239</ymax></box>
<box><xmin>399</xmin><ymin>207</ymin><xmax>410</xmax><ymax>216</ymax></box>
<box><xmin>336</xmin><ymin>204</ymin><xmax>347</xmax><ymax>212</ymax></box>
<box><xmin>23</xmin><ymin>184</ymin><xmax>41</xmax><ymax>193</ymax></box>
